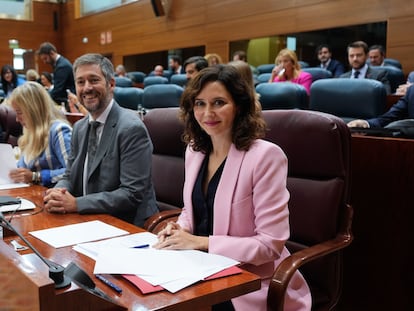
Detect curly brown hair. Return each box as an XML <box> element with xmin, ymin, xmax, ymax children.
<box><xmin>179</xmin><ymin>65</ymin><xmax>266</xmax><ymax>154</ymax></box>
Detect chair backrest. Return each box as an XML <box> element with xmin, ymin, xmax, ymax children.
<box><xmin>170</xmin><ymin>74</ymin><xmax>188</xmax><ymax>87</ymax></box>
<box><xmin>142</xmin><ymin>84</ymin><xmax>184</xmax><ymax>109</ymax></box>
<box><xmin>372</xmin><ymin>65</ymin><xmax>405</xmax><ymax>93</ymax></box>
<box><xmin>256</xmin><ymin>73</ymin><xmax>272</xmax><ymax>84</ymax></box>
<box><xmin>0</xmin><ymin>103</ymin><xmax>22</xmax><ymax>146</ymax></box>
<box><xmin>302</xmin><ymin>67</ymin><xmax>333</xmax><ymax>82</ymax></box>
<box><xmin>408</xmin><ymin>71</ymin><xmax>414</xmax><ymax>83</ymax></box>
<box><xmin>113</xmin><ymin>86</ymin><xmax>143</xmax><ymax>110</ymax></box>
<box><xmin>257</xmin><ymin>64</ymin><xmax>275</xmax><ymax>74</ymax></box>
<box><xmin>384</xmin><ymin>58</ymin><xmax>402</xmax><ymax>69</ymax></box>
<box><xmin>143</xmin><ymin>107</ymin><xmax>185</xmax><ymax>211</ymax></box>
<box><xmin>127</xmin><ymin>71</ymin><xmax>146</xmax><ymax>88</ymax></box>
<box><xmin>143</xmin><ymin>76</ymin><xmax>169</xmax><ymax>88</ymax></box>
<box><xmin>298</xmin><ymin>60</ymin><xmax>310</xmax><ymax>68</ymax></box>
<box><xmin>114</xmin><ymin>76</ymin><xmax>133</xmax><ymax>87</ymax></box>
<box><xmin>262</xmin><ymin>109</ymin><xmax>352</xmax><ymax>311</ymax></box>
<box><xmin>256</xmin><ymin>82</ymin><xmax>309</xmax><ymax>110</ymax></box>
<box><xmin>309</xmin><ymin>78</ymin><xmax>387</xmax><ymax>123</ymax></box>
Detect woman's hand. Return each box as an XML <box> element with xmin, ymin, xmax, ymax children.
<box><xmin>9</xmin><ymin>168</ymin><xmax>33</xmax><ymax>184</ymax></box>
<box><xmin>153</xmin><ymin>222</ymin><xmax>209</xmax><ymax>251</ymax></box>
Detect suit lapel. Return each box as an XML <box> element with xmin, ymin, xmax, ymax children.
<box><xmin>213</xmin><ymin>144</ymin><xmax>245</xmax><ymax>235</ymax></box>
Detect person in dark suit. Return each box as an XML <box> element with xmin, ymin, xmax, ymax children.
<box><xmin>348</xmin><ymin>84</ymin><xmax>414</xmax><ymax>128</ymax></box>
<box><xmin>316</xmin><ymin>44</ymin><xmax>345</xmax><ymax>77</ymax></box>
<box><xmin>340</xmin><ymin>40</ymin><xmax>391</xmax><ymax>94</ymax></box>
<box><xmin>37</xmin><ymin>42</ymin><xmax>75</xmax><ymax>106</ymax></box>
<box><xmin>44</xmin><ymin>53</ymin><xmax>158</xmax><ymax>227</ymax></box>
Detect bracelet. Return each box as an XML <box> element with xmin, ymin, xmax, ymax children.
<box><xmin>32</xmin><ymin>171</ymin><xmax>36</xmax><ymax>183</ymax></box>
<box><xmin>31</xmin><ymin>171</ymin><xmax>41</xmax><ymax>184</ymax></box>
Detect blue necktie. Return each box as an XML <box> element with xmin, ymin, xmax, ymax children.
<box><xmin>354</xmin><ymin>71</ymin><xmax>360</xmax><ymax>79</ymax></box>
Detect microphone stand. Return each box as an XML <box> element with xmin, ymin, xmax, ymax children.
<box><xmin>0</xmin><ymin>212</ymin><xmax>71</xmax><ymax>289</ymax></box>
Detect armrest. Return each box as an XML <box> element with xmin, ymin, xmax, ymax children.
<box><xmin>267</xmin><ymin>204</ymin><xmax>353</xmax><ymax>311</ymax></box>
<box><xmin>143</xmin><ymin>209</ymin><xmax>182</xmax><ymax>234</ymax></box>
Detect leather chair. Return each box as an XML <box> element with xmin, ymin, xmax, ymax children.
<box><xmin>384</xmin><ymin>58</ymin><xmax>402</xmax><ymax>69</ymax></box>
<box><xmin>170</xmin><ymin>74</ymin><xmax>188</xmax><ymax>87</ymax></box>
<box><xmin>371</xmin><ymin>65</ymin><xmax>405</xmax><ymax>93</ymax></box>
<box><xmin>302</xmin><ymin>67</ymin><xmax>333</xmax><ymax>82</ymax></box>
<box><xmin>143</xmin><ymin>108</ymin><xmax>353</xmax><ymax>311</ymax></box>
<box><xmin>298</xmin><ymin>60</ymin><xmax>310</xmax><ymax>68</ymax></box>
<box><xmin>143</xmin><ymin>76</ymin><xmax>169</xmax><ymax>88</ymax></box>
<box><xmin>0</xmin><ymin>103</ymin><xmax>22</xmax><ymax>146</ymax></box>
<box><xmin>256</xmin><ymin>82</ymin><xmax>308</xmax><ymax>109</ymax></box>
<box><xmin>113</xmin><ymin>86</ymin><xmax>143</xmax><ymax>110</ymax></box>
<box><xmin>262</xmin><ymin>109</ymin><xmax>353</xmax><ymax>311</ymax></box>
<box><xmin>114</xmin><ymin>76</ymin><xmax>133</xmax><ymax>87</ymax></box>
<box><xmin>142</xmin><ymin>107</ymin><xmax>185</xmax><ymax>233</ymax></box>
<box><xmin>256</xmin><ymin>73</ymin><xmax>272</xmax><ymax>84</ymax></box>
<box><xmin>127</xmin><ymin>71</ymin><xmax>146</xmax><ymax>88</ymax></box>
<box><xmin>309</xmin><ymin>78</ymin><xmax>387</xmax><ymax>123</ymax></box>
<box><xmin>142</xmin><ymin>84</ymin><xmax>183</xmax><ymax>109</ymax></box>
<box><xmin>408</xmin><ymin>71</ymin><xmax>414</xmax><ymax>83</ymax></box>
<box><xmin>257</xmin><ymin>64</ymin><xmax>275</xmax><ymax>74</ymax></box>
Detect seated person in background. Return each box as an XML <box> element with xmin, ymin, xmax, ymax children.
<box><xmin>395</xmin><ymin>71</ymin><xmax>414</xmax><ymax>96</ymax></box>
<box><xmin>316</xmin><ymin>43</ymin><xmax>345</xmax><ymax>77</ymax></box>
<box><xmin>228</xmin><ymin>60</ymin><xmax>261</xmax><ymax>107</ymax></box>
<box><xmin>40</xmin><ymin>71</ymin><xmax>54</xmax><ymax>91</ymax></box>
<box><xmin>169</xmin><ymin>54</ymin><xmax>184</xmax><ymax>74</ymax></box>
<box><xmin>1</xmin><ymin>64</ymin><xmax>25</xmax><ymax>99</ymax></box>
<box><xmin>368</xmin><ymin>44</ymin><xmax>386</xmax><ymax>66</ymax></box>
<box><xmin>25</xmin><ymin>69</ymin><xmax>40</xmax><ymax>83</ymax></box>
<box><xmin>153</xmin><ymin>64</ymin><xmax>164</xmax><ymax>76</ymax></box>
<box><xmin>340</xmin><ymin>41</ymin><xmax>391</xmax><ymax>94</ymax></box>
<box><xmin>183</xmin><ymin>56</ymin><xmax>208</xmax><ymax>81</ymax></box>
<box><xmin>115</xmin><ymin>64</ymin><xmax>127</xmax><ymax>77</ymax></box>
<box><xmin>269</xmin><ymin>48</ymin><xmax>313</xmax><ymax>95</ymax></box>
<box><xmin>232</xmin><ymin>50</ymin><xmax>259</xmax><ymax>75</ymax></box>
<box><xmin>43</xmin><ymin>53</ymin><xmax>158</xmax><ymax>227</ymax></box>
<box><xmin>154</xmin><ymin>65</ymin><xmax>311</xmax><ymax>311</ymax></box>
<box><xmin>348</xmin><ymin>84</ymin><xmax>414</xmax><ymax>128</ymax></box>
<box><xmin>8</xmin><ymin>82</ymin><xmax>72</xmax><ymax>187</ymax></box>
<box><xmin>67</xmin><ymin>88</ymin><xmax>88</xmax><ymax>116</ymax></box>
<box><xmin>204</xmin><ymin>53</ymin><xmax>223</xmax><ymax>66</ymax></box>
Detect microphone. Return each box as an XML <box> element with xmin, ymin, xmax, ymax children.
<box><xmin>0</xmin><ymin>211</ymin><xmax>71</xmax><ymax>289</ymax></box>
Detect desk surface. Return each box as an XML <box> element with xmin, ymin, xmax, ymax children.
<box><xmin>0</xmin><ymin>186</ymin><xmax>261</xmax><ymax>311</ymax></box>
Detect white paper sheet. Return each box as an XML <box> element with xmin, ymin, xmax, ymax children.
<box><xmin>29</xmin><ymin>220</ymin><xmax>129</xmax><ymax>248</ymax></box>
<box><xmin>0</xmin><ymin>143</ymin><xmax>29</xmax><ymax>189</ymax></box>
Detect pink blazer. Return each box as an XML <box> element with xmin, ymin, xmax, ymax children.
<box><xmin>177</xmin><ymin>140</ymin><xmax>311</xmax><ymax>311</ymax></box>
<box><xmin>272</xmin><ymin>71</ymin><xmax>312</xmax><ymax>95</ymax></box>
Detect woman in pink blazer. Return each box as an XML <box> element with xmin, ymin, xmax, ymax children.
<box><xmin>155</xmin><ymin>65</ymin><xmax>311</xmax><ymax>311</ymax></box>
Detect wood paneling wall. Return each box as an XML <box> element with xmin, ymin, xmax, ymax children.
<box><xmin>0</xmin><ymin>0</ymin><xmax>414</xmax><ymax>74</ymax></box>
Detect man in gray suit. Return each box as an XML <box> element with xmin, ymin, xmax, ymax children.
<box><xmin>44</xmin><ymin>53</ymin><xmax>158</xmax><ymax>227</ymax></box>
<box><xmin>340</xmin><ymin>40</ymin><xmax>391</xmax><ymax>94</ymax></box>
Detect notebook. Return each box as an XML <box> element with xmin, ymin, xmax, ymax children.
<box><xmin>0</xmin><ymin>197</ymin><xmax>36</xmax><ymax>213</ymax></box>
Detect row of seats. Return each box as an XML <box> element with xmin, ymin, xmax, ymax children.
<box><xmin>116</xmin><ymin>73</ymin><xmax>188</xmax><ymax>89</ymax></box>
<box><xmin>256</xmin><ymin>79</ymin><xmax>387</xmax><ymax>123</ymax></box>
<box><xmin>256</xmin><ymin>65</ymin><xmax>405</xmax><ymax>93</ymax></box>
<box><xmin>142</xmin><ymin>107</ymin><xmax>353</xmax><ymax>311</ymax></box>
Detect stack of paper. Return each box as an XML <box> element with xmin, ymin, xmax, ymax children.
<box><xmin>74</xmin><ymin>232</ymin><xmax>240</xmax><ymax>293</ymax></box>
<box><xmin>0</xmin><ymin>143</ymin><xmax>29</xmax><ymax>190</ymax></box>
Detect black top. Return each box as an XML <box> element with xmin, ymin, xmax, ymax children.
<box><xmin>192</xmin><ymin>154</ymin><xmax>226</xmax><ymax>236</ymax></box>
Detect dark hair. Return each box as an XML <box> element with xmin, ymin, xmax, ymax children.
<box><xmin>169</xmin><ymin>55</ymin><xmax>182</xmax><ymax>65</ymax></box>
<box><xmin>1</xmin><ymin>64</ymin><xmax>19</xmax><ymax>95</ymax></box>
<box><xmin>41</xmin><ymin>71</ymin><xmax>53</xmax><ymax>84</ymax></box>
<box><xmin>347</xmin><ymin>41</ymin><xmax>369</xmax><ymax>54</ymax></box>
<box><xmin>369</xmin><ymin>44</ymin><xmax>385</xmax><ymax>56</ymax></box>
<box><xmin>37</xmin><ymin>42</ymin><xmax>57</xmax><ymax>55</ymax></box>
<box><xmin>183</xmin><ymin>56</ymin><xmax>209</xmax><ymax>72</ymax></box>
<box><xmin>180</xmin><ymin>65</ymin><xmax>266</xmax><ymax>153</ymax></box>
<box><xmin>233</xmin><ymin>50</ymin><xmax>247</xmax><ymax>61</ymax></box>
<box><xmin>316</xmin><ymin>43</ymin><xmax>331</xmax><ymax>54</ymax></box>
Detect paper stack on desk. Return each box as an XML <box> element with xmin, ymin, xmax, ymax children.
<box><xmin>0</xmin><ymin>143</ymin><xmax>29</xmax><ymax>190</ymax></box>
<box><xmin>74</xmin><ymin>232</ymin><xmax>240</xmax><ymax>293</ymax></box>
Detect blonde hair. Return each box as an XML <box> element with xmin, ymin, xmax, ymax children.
<box><xmin>25</xmin><ymin>69</ymin><xmax>39</xmax><ymax>81</ymax></box>
<box><xmin>9</xmin><ymin>82</ymin><xmax>68</xmax><ymax>162</ymax></box>
<box><xmin>204</xmin><ymin>53</ymin><xmax>223</xmax><ymax>66</ymax></box>
<box><xmin>275</xmin><ymin>48</ymin><xmax>301</xmax><ymax>78</ymax></box>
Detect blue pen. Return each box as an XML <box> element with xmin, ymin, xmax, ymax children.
<box><xmin>131</xmin><ymin>244</ymin><xmax>149</xmax><ymax>249</ymax></box>
<box><xmin>95</xmin><ymin>274</ymin><xmax>123</xmax><ymax>293</ymax></box>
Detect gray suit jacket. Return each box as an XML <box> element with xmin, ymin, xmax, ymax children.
<box><xmin>56</xmin><ymin>102</ymin><xmax>158</xmax><ymax>227</ymax></box>
<box><xmin>340</xmin><ymin>66</ymin><xmax>391</xmax><ymax>94</ymax></box>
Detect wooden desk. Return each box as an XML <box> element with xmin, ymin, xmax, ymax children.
<box><xmin>337</xmin><ymin>135</ymin><xmax>414</xmax><ymax>311</ymax></box>
<box><xmin>386</xmin><ymin>93</ymin><xmax>403</xmax><ymax>110</ymax></box>
<box><xmin>0</xmin><ymin>186</ymin><xmax>261</xmax><ymax>311</ymax></box>
<box><xmin>65</xmin><ymin>112</ymin><xmax>85</xmax><ymax>125</ymax></box>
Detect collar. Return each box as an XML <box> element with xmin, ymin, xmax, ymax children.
<box><xmin>89</xmin><ymin>99</ymin><xmax>114</xmax><ymax>125</ymax></box>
